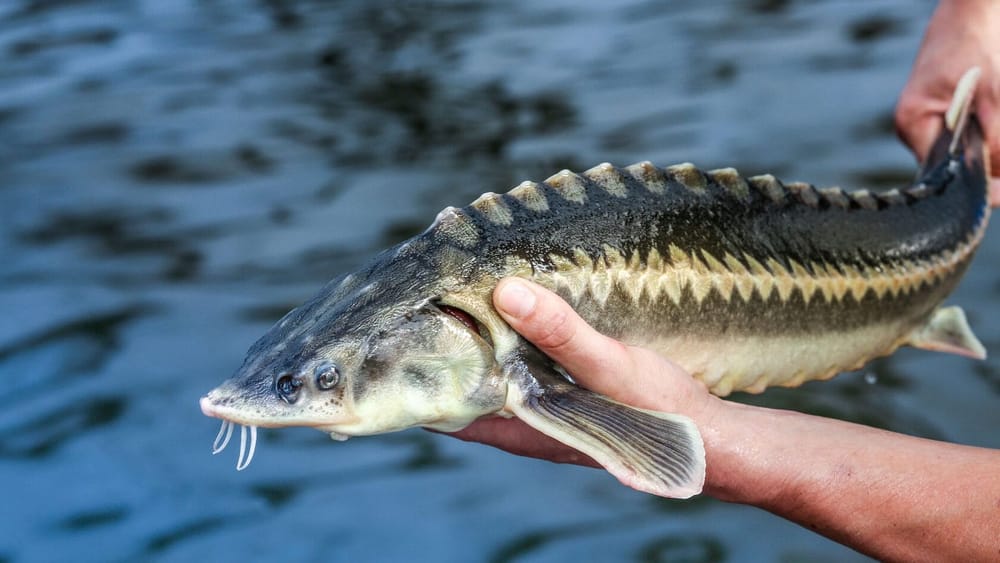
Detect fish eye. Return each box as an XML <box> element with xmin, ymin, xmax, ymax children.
<box><xmin>315</xmin><ymin>363</ymin><xmax>341</xmax><ymax>391</ymax></box>
<box><xmin>275</xmin><ymin>373</ymin><xmax>302</xmax><ymax>404</ymax></box>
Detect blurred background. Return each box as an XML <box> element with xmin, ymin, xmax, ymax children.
<box><xmin>1</xmin><ymin>0</ymin><xmax>997</xmax><ymax>561</ymax></box>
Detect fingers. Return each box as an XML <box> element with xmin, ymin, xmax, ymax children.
<box><xmin>445</xmin><ymin>418</ymin><xmax>599</xmax><ymax>467</ymax></box>
<box><xmin>491</xmin><ymin>278</ymin><xmax>705</xmax><ymax>413</ymax></box>
<box><xmin>449</xmin><ymin>280</ymin><xmax>717</xmax><ymax>468</ymax></box>
<box><xmin>492</xmin><ymin>278</ymin><xmax>634</xmax><ymax>387</ymax></box>
<box><xmin>897</xmin><ymin>83</ymin><xmax>1000</xmax><ymax>208</ymax></box>
<box><xmin>895</xmin><ymin>93</ymin><xmax>944</xmax><ymax>164</ymax></box>
<box><xmin>979</xmin><ymin>97</ymin><xmax>1000</xmax><ymax>184</ymax></box>
<box><xmin>894</xmin><ymin>56</ymin><xmax>952</xmax><ymax>165</ymax></box>
<box><xmin>986</xmin><ymin>109</ymin><xmax>1000</xmax><ymax>209</ymax></box>
<box><xmin>894</xmin><ymin>0</ymin><xmax>1000</xmax><ymax>205</ymax></box>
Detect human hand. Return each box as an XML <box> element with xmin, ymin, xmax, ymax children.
<box><xmin>445</xmin><ymin>280</ymin><xmax>1000</xmax><ymax>563</ymax></box>
<box><xmin>446</xmin><ymin>283</ymin><xmax>1000</xmax><ymax>562</ymax></box>
<box><xmin>448</xmin><ymin>278</ymin><xmax>719</xmax><ymax>468</ymax></box>
<box><xmin>895</xmin><ymin>0</ymin><xmax>1000</xmax><ymax>206</ymax></box>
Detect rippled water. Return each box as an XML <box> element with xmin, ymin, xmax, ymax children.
<box><xmin>2</xmin><ymin>1</ymin><xmax>997</xmax><ymax>561</ymax></box>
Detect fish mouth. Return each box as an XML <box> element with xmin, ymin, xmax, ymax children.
<box><xmin>199</xmin><ymin>395</ymin><xmax>274</xmax><ymax>426</ymax></box>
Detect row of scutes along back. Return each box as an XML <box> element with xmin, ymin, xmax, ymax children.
<box><xmin>468</xmin><ymin>162</ymin><xmax>943</xmax><ymax>227</ymax></box>
<box><xmin>428</xmin><ymin>162</ymin><xmax>946</xmax><ymax>249</ymax></box>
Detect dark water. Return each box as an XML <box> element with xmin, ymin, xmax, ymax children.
<box><xmin>2</xmin><ymin>1</ymin><xmax>997</xmax><ymax>561</ymax></box>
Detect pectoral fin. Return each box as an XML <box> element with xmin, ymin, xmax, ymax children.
<box><xmin>504</xmin><ymin>353</ymin><xmax>705</xmax><ymax>498</ymax></box>
<box><xmin>908</xmin><ymin>306</ymin><xmax>986</xmax><ymax>360</ymax></box>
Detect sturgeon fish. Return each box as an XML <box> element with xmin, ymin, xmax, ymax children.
<box><xmin>201</xmin><ymin>69</ymin><xmax>990</xmax><ymax>498</ymax></box>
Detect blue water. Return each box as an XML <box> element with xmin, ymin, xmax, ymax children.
<box><xmin>2</xmin><ymin>1</ymin><xmax>997</xmax><ymax>561</ymax></box>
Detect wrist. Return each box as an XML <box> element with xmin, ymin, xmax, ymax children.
<box><xmin>695</xmin><ymin>397</ymin><xmax>798</xmax><ymax>505</ymax></box>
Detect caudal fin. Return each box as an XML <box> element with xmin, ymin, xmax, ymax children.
<box><xmin>921</xmin><ymin>67</ymin><xmax>986</xmax><ymax>177</ymax></box>
<box><xmin>945</xmin><ymin>67</ymin><xmax>981</xmax><ymax>148</ymax></box>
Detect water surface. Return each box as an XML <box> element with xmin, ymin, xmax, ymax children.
<box><xmin>2</xmin><ymin>1</ymin><xmax>996</xmax><ymax>561</ymax></box>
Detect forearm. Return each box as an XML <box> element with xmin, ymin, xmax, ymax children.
<box><xmin>469</xmin><ymin>278</ymin><xmax>1000</xmax><ymax>559</ymax></box>
<box><xmin>726</xmin><ymin>2</ymin><xmax>1000</xmax><ymax>555</ymax></box>
<box><xmin>701</xmin><ymin>398</ymin><xmax>1000</xmax><ymax>562</ymax></box>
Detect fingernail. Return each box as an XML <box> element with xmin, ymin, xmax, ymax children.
<box><xmin>497</xmin><ymin>280</ymin><xmax>536</xmax><ymax>319</ymax></box>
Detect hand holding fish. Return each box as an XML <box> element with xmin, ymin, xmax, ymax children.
<box><xmin>451</xmin><ymin>278</ymin><xmax>1000</xmax><ymax>562</ymax></box>
<box><xmin>201</xmin><ymin>30</ymin><xmax>996</xmax><ymax>554</ymax></box>
<box><xmin>447</xmin><ymin>278</ymin><xmax>719</xmax><ymax>468</ymax></box>
<box><xmin>205</xmin><ymin>66</ymin><xmax>990</xmax><ymax>496</ymax></box>
<box><xmin>896</xmin><ymin>0</ymin><xmax>1000</xmax><ymax>206</ymax></box>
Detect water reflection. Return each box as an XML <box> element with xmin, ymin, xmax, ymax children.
<box><xmin>637</xmin><ymin>535</ymin><xmax>726</xmax><ymax>563</ymax></box>
<box><xmin>973</xmin><ymin>362</ymin><xmax>1000</xmax><ymax>396</ymax></box>
<box><xmin>0</xmin><ymin>395</ymin><xmax>125</xmax><ymax>459</ymax></box>
<box><xmin>144</xmin><ymin>517</ymin><xmax>227</xmax><ymax>555</ymax></box>
<box><xmin>488</xmin><ymin>518</ymin><xmax>630</xmax><ymax>563</ymax></box>
<box><xmin>56</xmin><ymin>506</ymin><xmax>129</xmax><ymax>532</ymax></box>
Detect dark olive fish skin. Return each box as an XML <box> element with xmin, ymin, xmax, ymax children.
<box><xmin>459</xmin><ymin>136</ymin><xmax>982</xmax><ymax>266</ymax></box>
<box><xmin>426</xmin><ymin>120</ymin><xmax>983</xmax><ymax>334</ymax></box>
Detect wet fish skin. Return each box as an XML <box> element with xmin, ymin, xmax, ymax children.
<box><xmin>201</xmin><ymin>69</ymin><xmax>989</xmax><ymax>498</ymax></box>
<box><xmin>435</xmin><ymin>118</ymin><xmax>988</xmax><ymax>395</ymax></box>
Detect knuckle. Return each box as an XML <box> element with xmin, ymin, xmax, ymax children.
<box><xmin>894</xmin><ymin>105</ymin><xmax>924</xmax><ymax>146</ymax></box>
<box><xmin>894</xmin><ymin>93</ymin><xmax>920</xmax><ymax>126</ymax></box>
<box><xmin>893</xmin><ymin>104</ymin><xmax>910</xmax><ymax>129</ymax></box>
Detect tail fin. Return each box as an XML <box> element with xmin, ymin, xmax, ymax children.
<box><xmin>945</xmin><ymin>67</ymin><xmax>980</xmax><ymax>149</ymax></box>
<box><xmin>921</xmin><ymin>67</ymin><xmax>987</xmax><ymax>182</ymax></box>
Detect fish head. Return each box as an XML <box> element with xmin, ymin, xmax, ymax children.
<box><xmin>200</xmin><ymin>267</ymin><xmax>508</xmax><ymax>440</ymax></box>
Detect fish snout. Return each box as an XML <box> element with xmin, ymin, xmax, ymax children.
<box><xmin>200</xmin><ymin>395</ymin><xmax>218</xmax><ymax>418</ymax></box>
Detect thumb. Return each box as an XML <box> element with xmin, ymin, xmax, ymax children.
<box><xmin>492</xmin><ymin>278</ymin><xmax>633</xmax><ymax>388</ymax></box>
<box><xmin>492</xmin><ymin>278</ymin><xmax>704</xmax><ymax>413</ymax></box>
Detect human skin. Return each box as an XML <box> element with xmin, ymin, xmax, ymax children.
<box><xmin>450</xmin><ymin>279</ymin><xmax>1000</xmax><ymax>562</ymax></box>
<box><xmin>450</xmin><ymin>3</ymin><xmax>1000</xmax><ymax>559</ymax></box>
<box><xmin>895</xmin><ymin>0</ymin><xmax>1000</xmax><ymax>206</ymax></box>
